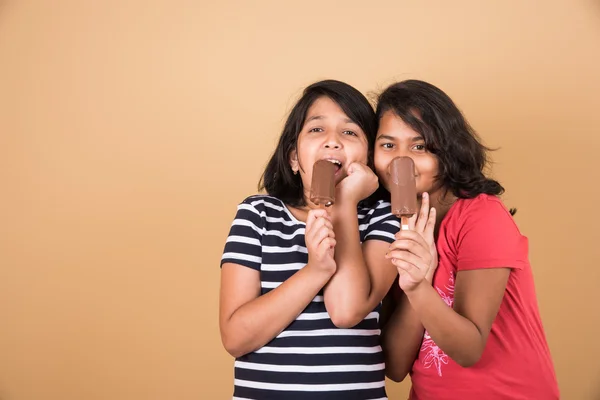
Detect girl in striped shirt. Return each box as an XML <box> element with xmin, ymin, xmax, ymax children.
<box><xmin>219</xmin><ymin>80</ymin><xmax>409</xmax><ymax>399</ymax></box>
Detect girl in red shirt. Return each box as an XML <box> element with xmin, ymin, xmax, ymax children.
<box><xmin>375</xmin><ymin>80</ymin><xmax>559</xmax><ymax>399</ymax></box>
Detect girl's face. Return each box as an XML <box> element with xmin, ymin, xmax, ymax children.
<box><xmin>289</xmin><ymin>96</ymin><xmax>369</xmax><ymax>200</ymax></box>
<box><xmin>374</xmin><ymin>110</ymin><xmax>440</xmax><ymax>197</ymax></box>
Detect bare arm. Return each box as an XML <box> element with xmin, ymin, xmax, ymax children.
<box><xmin>381</xmin><ymin>198</ymin><xmax>438</xmax><ymax>382</ymax></box>
<box><xmin>380</xmin><ymin>192</ymin><xmax>440</xmax><ymax>380</ymax></box>
<box><xmin>325</xmin><ymin>200</ymin><xmax>405</xmax><ymax>328</ymax></box>
<box><xmin>323</xmin><ymin>202</ymin><xmax>378</xmax><ymax>328</ymax></box>
<box><xmin>220</xmin><ymin>262</ymin><xmax>333</xmax><ymax>358</ymax></box>
<box><xmin>321</xmin><ymin>163</ymin><xmax>378</xmax><ymax>328</ymax></box>
<box><xmin>325</xmin><ymin>180</ymin><xmax>436</xmax><ymax>328</ymax></box>
<box><xmin>220</xmin><ymin>208</ymin><xmax>336</xmax><ymax>358</ymax></box>
<box><xmin>381</xmin><ymin>290</ymin><xmax>425</xmax><ymax>382</ymax></box>
<box><xmin>403</xmin><ymin>268</ymin><xmax>510</xmax><ymax>367</ymax></box>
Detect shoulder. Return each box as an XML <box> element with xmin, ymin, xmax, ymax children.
<box><xmin>443</xmin><ymin>194</ymin><xmax>525</xmax><ymax>248</ymax></box>
<box><xmin>236</xmin><ymin>195</ymin><xmax>286</xmax><ymax>216</ymax></box>
<box><xmin>448</xmin><ymin>194</ymin><xmax>516</xmax><ymax>227</ymax></box>
<box><xmin>440</xmin><ymin>194</ymin><xmax>524</xmax><ymax>249</ymax></box>
<box><xmin>239</xmin><ymin>194</ymin><xmax>284</xmax><ymax>208</ymax></box>
<box><xmin>230</xmin><ymin>195</ymin><xmax>289</xmax><ymax>232</ymax></box>
<box><xmin>358</xmin><ymin>199</ymin><xmax>392</xmax><ymax>219</ymax></box>
<box><xmin>443</xmin><ymin>196</ymin><xmax>529</xmax><ymax>271</ymax></box>
<box><xmin>234</xmin><ymin>195</ymin><xmax>302</xmax><ymax>236</ymax></box>
<box><xmin>359</xmin><ymin>200</ymin><xmax>399</xmax><ymax>241</ymax></box>
<box><xmin>359</xmin><ymin>199</ymin><xmax>399</xmax><ymax>225</ymax></box>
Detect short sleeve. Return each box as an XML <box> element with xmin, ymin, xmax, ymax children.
<box><xmin>456</xmin><ymin>196</ymin><xmax>528</xmax><ymax>271</ymax></box>
<box><xmin>363</xmin><ymin>201</ymin><xmax>400</xmax><ymax>244</ymax></box>
<box><xmin>220</xmin><ymin>197</ymin><xmax>264</xmax><ymax>271</ymax></box>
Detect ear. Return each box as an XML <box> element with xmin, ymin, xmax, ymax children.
<box><xmin>289</xmin><ymin>149</ymin><xmax>299</xmax><ymax>174</ymax></box>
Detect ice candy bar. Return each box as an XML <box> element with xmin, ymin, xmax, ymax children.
<box><xmin>310</xmin><ymin>160</ymin><xmax>336</xmax><ymax>207</ymax></box>
<box><xmin>389</xmin><ymin>156</ymin><xmax>417</xmax><ymax>229</ymax></box>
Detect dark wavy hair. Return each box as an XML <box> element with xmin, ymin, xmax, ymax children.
<box><xmin>259</xmin><ymin>80</ymin><xmax>377</xmax><ymax>207</ymax></box>
<box><xmin>376</xmin><ymin>80</ymin><xmax>515</xmax><ymax>214</ymax></box>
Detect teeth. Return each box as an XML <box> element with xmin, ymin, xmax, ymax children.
<box><xmin>326</xmin><ymin>159</ymin><xmax>341</xmax><ymax>166</ymax></box>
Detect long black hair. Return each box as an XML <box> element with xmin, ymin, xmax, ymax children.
<box><xmin>376</xmin><ymin>80</ymin><xmax>516</xmax><ymax>215</ymax></box>
<box><xmin>259</xmin><ymin>80</ymin><xmax>377</xmax><ymax>207</ymax></box>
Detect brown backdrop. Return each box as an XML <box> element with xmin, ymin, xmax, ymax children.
<box><xmin>1</xmin><ymin>1</ymin><xmax>599</xmax><ymax>399</ymax></box>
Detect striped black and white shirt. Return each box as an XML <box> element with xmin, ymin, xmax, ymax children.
<box><xmin>221</xmin><ymin>195</ymin><xmax>399</xmax><ymax>400</ymax></box>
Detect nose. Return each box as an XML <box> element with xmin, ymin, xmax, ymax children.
<box><xmin>395</xmin><ymin>148</ymin><xmax>412</xmax><ymax>159</ymax></box>
<box><xmin>323</xmin><ymin>131</ymin><xmax>342</xmax><ymax>149</ymax></box>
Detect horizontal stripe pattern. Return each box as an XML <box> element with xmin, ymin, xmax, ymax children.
<box><xmin>221</xmin><ymin>195</ymin><xmax>399</xmax><ymax>399</ymax></box>
<box><xmin>235</xmin><ymin>361</ymin><xmax>385</xmax><ymax>373</ymax></box>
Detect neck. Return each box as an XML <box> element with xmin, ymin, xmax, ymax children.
<box><xmin>422</xmin><ymin>187</ymin><xmax>456</xmax><ymax>226</ymax></box>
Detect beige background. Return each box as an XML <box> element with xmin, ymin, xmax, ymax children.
<box><xmin>1</xmin><ymin>1</ymin><xmax>599</xmax><ymax>399</ymax></box>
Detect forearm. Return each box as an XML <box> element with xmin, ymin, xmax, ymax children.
<box><xmin>222</xmin><ymin>265</ymin><xmax>332</xmax><ymax>358</ymax></box>
<box><xmin>382</xmin><ymin>291</ymin><xmax>425</xmax><ymax>382</ymax></box>
<box><xmin>324</xmin><ymin>203</ymin><xmax>371</xmax><ymax>328</ymax></box>
<box><xmin>405</xmin><ymin>283</ymin><xmax>484</xmax><ymax>367</ymax></box>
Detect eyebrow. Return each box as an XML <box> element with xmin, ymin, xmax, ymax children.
<box><xmin>376</xmin><ymin>134</ymin><xmax>424</xmax><ymax>142</ymax></box>
<box><xmin>305</xmin><ymin>115</ymin><xmax>355</xmax><ymax>124</ymax></box>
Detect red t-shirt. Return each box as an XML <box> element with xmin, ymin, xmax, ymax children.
<box><xmin>409</xmin><ymin>194</ymin><xmax>559</xmax><ymax>400</ymax></box>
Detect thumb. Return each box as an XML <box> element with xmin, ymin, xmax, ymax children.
<box><xmin>347</xmin><ymin>163</ymin><xmax>356</xmax><ymax>175</ymax></box>
<box><xmin>348</xmin><ymin>161</ymin><xmax>368</xmax><ymax>175</ymax></box>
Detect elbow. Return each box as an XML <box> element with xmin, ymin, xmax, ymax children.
<box><xmin>331</xmin><ymin>315</ymin><xmax>361</xmax><ymax>329</ymax></box>
<box><xmin>453</xmin><ymin>349</ymin><xmax>484</xmax><ymax>368</ymax></box>
<box><xmin>455</xmin><ymin>357</ymin><xmax>480</xmax><ymax>368</ymax></box>
<box><xmin>329</xmin><ymin>308</ymin><xmax>363</xmax><ymax>329</ymax></box>
<box><xmin>324</xmin><ymin>293</ymin><xmax>371</xmax><ymax>328</ymax></box>
<box><xmin>225</xmin><ymin>347</ymin><xmax>246</xmax><ymax>359</ymax></box>
<box><xmin>221</xmin><ymin>333</ymin><xmax>249</xmax><ymax>359</ymax></box>
<box><xmin>383</xmin><ymin>356</ymin><xmax>411</xmax><ymax>383</ymax></box>
<box><xmin>385</xmin><ymin>368</ymin><xmax>409</xmax><ymax>383</ymax></box>
<box><xmin>222</xmin><ymin>340</ymin><xmax>246</xmax><ymax>359</ymax></box>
